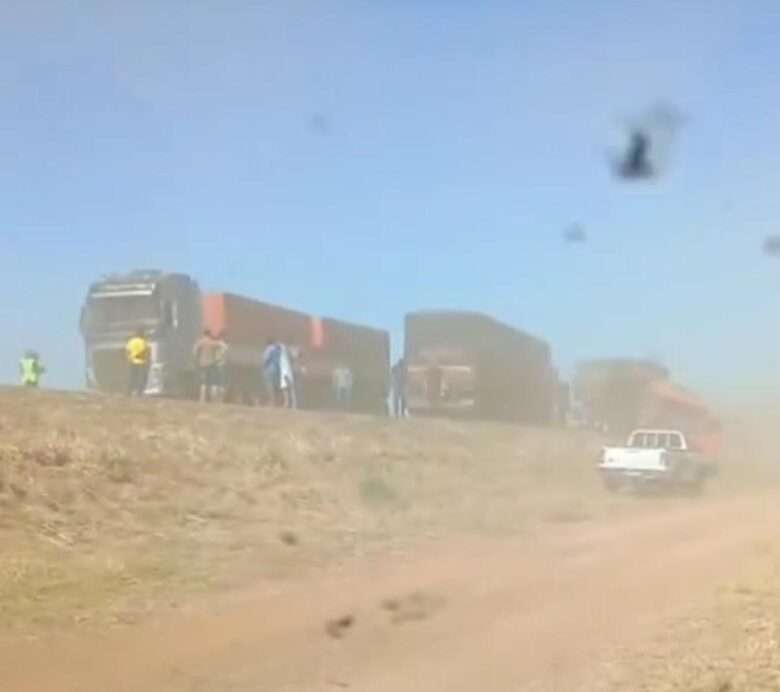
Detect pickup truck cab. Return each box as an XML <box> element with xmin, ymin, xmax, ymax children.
<box><xmin>598</xmin><ymin>429</ymin><xmax>716</xmax><ymax>493</ymax></box>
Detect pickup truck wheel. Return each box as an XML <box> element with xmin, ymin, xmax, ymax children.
<box><xmin>603</xmin><ymin>476</ymin><xmax>622</xmax><ymax>493</ymax></box>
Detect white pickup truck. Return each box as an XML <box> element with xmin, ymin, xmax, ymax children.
<box><xmin>598</xmin><ymin>429</ymin><xmax>717</xmax><ymax>494</ymax></box>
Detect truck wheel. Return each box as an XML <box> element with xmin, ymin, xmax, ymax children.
<box><xmin>603</xmin><ymin>476</ymin><xmax>622</xmax><ymax>493</ymax></box>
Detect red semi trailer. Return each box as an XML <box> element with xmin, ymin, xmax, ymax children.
<box><xmin>638</xmin><ymin>380</ymin><xmax>723</xmax><ymax>462</ymax></box>
<box><xmin>202</xmin><ymin>293</ymin><xmax>389</xmax><ymax>411</ymax></box>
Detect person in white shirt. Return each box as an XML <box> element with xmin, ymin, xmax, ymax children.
<box><xmin>332</xmin><ymin>365</ymin><xmax>353</xmax><ymax>409</ymax></box>
<box><xmin>278</xmin><ymin>341</ymin><xmax>297</xmax><ymax>409</ymax></box>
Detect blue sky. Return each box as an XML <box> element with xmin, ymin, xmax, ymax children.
<box><xmin>1</xmin><ymin>0</ymin><xmax>779</xmax><ymax>403</ymax></box>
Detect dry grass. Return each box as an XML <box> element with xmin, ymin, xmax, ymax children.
<box><xmin>595</xmin><ymin>548</ymin><xmax>780</xmax><ymax>692</ymax></box>
<box><xmin>0</xmin><ymin>387</ymin><xmax>771</xmax><ymax>635</ymax></box>
<box><xmin>587</xmin><ymin>413</ymin><xmax>780</xmax><ymax>690</ymax></box>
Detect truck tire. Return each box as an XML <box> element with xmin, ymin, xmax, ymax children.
<box><xmin>603</xmin><ymin>475</ymin><xmax>622</xmax><ymax>493</ymax></box>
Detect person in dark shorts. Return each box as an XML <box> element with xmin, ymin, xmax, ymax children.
<box><xmin>193</xmin><ymin>329</ymin><xmax>224</xmax><ymax>403</ymax></box>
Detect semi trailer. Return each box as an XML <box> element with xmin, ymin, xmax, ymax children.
<box><xmin>79</xmin><ymin>270</ymin><xmax>390</xmax><ymax>412</ymax></box>
<box><xmin>403</xmin><ymin>310</ymin><xmax>555</xmax><ymax>424</ymax></box>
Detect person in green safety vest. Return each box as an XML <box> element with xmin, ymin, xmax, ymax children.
<box><xmin>19</xmin><ymin>350</ymin><xmax>45</xmax><ymax>388</ymax></box>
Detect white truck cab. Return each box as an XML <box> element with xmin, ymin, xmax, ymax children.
<box><xmin>598</xmin><ymin>428</ymin><xmax>715</xmax><ymax>493</ymax></box>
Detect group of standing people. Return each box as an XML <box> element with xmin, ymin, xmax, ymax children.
<box><xmin>126</xmin><ymin>327</ymin><xmax>229</xmax><ymax>402</ymax></box>
<box><xmin>123</xmin><ymin>328</ymin><xmax>346</xmax><ymax>411</ymax></box>
<box><xmin>20</xmin><ymin>331</ymin><xmax>409</xmax><ymax>420</ymax></box>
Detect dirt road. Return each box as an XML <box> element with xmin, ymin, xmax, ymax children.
<box><xmin>2</xmin><ymin>493</ymin><xmax>777</xmax><ymax>692</ymax></box>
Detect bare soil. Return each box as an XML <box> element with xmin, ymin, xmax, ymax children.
<box><xmin>0</xmin><ymin>388</ymin><xmax>779</xmax><ymax>690</ymax></box>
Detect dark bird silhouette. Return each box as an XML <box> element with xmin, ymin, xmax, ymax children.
<box><xmin>619</xmin><ymin>130</ymin><xmax>654</xmax><ymax>179</ymax></box>
<box><xmin>563</xmin><ymin>224</ymin><xmax>587</xmax><ymax>244</ymax></box>
<box><xmin>762</xmin><ymin>236</ymin><xmax>780</xmax><ymax>257</ymax></box>
<box><xmin>610</xmin><ymin>102</ymin><xmax>683</xmax><ymax>181</ymax></box>
<box><xmin>307</xmin><ymin>113</ymin><xmax>331</xmax><ymax>136</ymax></box>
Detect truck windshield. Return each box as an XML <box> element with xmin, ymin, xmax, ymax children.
<box><xmin>86</xmin><ymin>294</ymin><xmax>159</xmax><ymax>330</ymax></box>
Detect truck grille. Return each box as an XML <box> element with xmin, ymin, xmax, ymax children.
<box><xmin>407</xmin><ymin>365</ymin><xmax>476</xmax><ymax>411</ymax></box>
<box><xmin>92</xmin><ymin>349</ymin><xmax>130</xmax><ymax>393</ymax></box>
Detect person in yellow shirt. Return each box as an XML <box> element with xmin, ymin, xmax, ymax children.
<box><xmin>126</xmin><ymin>328</ymin><xmax>150</xmax><ymax>396</ymax></box>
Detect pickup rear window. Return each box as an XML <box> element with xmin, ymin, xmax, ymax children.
<box><xmin>629</xmin><ymin>432</ymin><xmax>683</xmax><ymax>449</ymax></box>
<box><xmin>667</xmin><ymin>433</ymin><xmax>683</xmax><ymax>449</ymax></box>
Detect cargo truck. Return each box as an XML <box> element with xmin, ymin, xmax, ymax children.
<box><xmin>572</xmin><ymin>359</ymin><xmax>670</xmax><ymax>433</ymax></box>
<box><xmin>403</xmin><ymin>310</ymin><xmax>554</xmax><ymax>424</ymax></box>
<box><xmin>637</xmin><ymin>379</ymin><xmax>723</xmax><ymax>462</ymax></box>
<box><xmin>573</xmin><ymin>359</ymin><xmax>721</xmax><ymax>451</ymax></box>
<box><xmin>79</xmin><ymin>270</ymin><xmax>390</xmax><ymax>412</ymax></box>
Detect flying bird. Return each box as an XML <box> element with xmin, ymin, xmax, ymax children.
<box><xmin>762</xmin><ymin>236</ymin><xmax>780</xmax><ymax>257</ymax></box>
<box><xmin>563</xmin><ymin>224</ymin><xmax>587</xmax><ymax>244</ymax></box>
<box><xmin>610</xmin><ymin>102</ymin><xmax>684</xmax><ymax>182</ymax></box>
<box><xmin>619</xmin><ymin>130</ymin><xmax>654</xmax><ymax>179</ymax></box>
<box><xmin>307</xmin><ymin>113</ymin><xmax>331</xmax><ymax>136</ymax></box>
